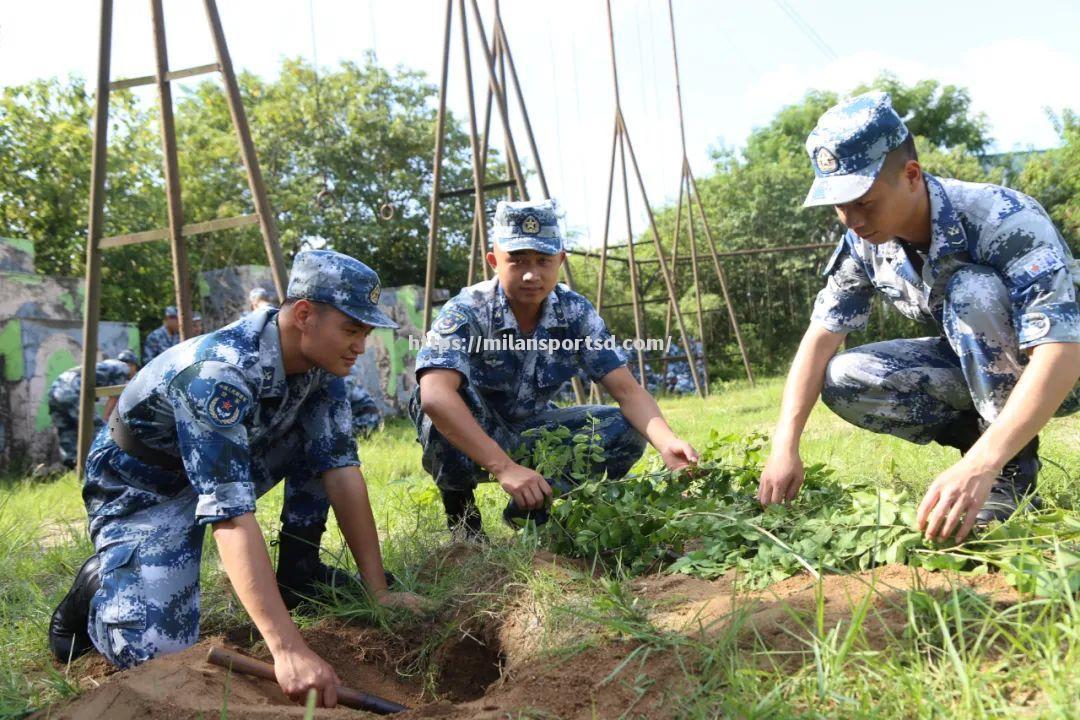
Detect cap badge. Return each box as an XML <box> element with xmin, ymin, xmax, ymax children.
<box><xmin>521</xmin><ymin>215</ymin><xmax>541</xmax><ymax>235</ymax></box>
<box><xmin>815</xmin><ymin>147</ymin><xmax>839</xmax><ymax>174</ymax></box>
<box><xmin>369</xmin><ymin>283</ymin><xmax>381</xmax><ymax>304</ymax></box>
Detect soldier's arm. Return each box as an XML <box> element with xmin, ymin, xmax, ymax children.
<box><xmin>419</xmin><ymin>369</ymin><xmax>551</xmax><ymax>509</ymax></box>
<box><xmin>212</xmin><ymin>513</ymin><xmax>340</xmax><ymax>706</ymax></box>
<box><xmin>758</xmin><ymin>323</ymin><xmax>847</xmax><ymax>506</ymax></box>
<box><xmin>102</xmin><ymin>395</ymin><xmax>119</xmax><ymax>421</ymax></box>
<box><xmin>322</xmin><ymin>466</ymin><xmax>426</xmax><ymax>611</ymax></box>
<box><xmin>600</xmin><ymin>366</ymin><xmax>698</xmax><ymax>470</ymax></box>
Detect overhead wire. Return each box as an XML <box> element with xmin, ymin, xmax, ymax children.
<box><xmin>772</xmin><ymin>0</ymin><xmax>838</xmax><ymax>61</ymax></box>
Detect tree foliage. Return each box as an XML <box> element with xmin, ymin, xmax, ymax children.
<box><xmin>0</xmin><ymin>59</ymin><xmax>478</xmax><ymax>333</ymax></box>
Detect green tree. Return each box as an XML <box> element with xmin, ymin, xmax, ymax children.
<box><xmin>0</xmin><ymin>59</ymin><xmax>479</xmax><ymax>334</ymax></box>
<box><xmin>1017</xmin><ymin>110</ymin><xmax>1080</xmax><ymax>252</ymax></box>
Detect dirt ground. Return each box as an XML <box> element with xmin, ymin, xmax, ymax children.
<box><xmin>36</xmin><ymin>554</ymin><xmax>1021</xmax><ymax>720</ymax></box>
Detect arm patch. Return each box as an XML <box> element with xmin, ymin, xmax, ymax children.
<box><xmin>205</xmin><ymin>382</ymin><xmax>250</xmax><ymax>428</ymax></box>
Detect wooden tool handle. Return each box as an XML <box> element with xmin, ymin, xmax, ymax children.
<box><xmin>206</xmin><ymin>646</ymin><xmax>408</xmax><ymax>714</ymax></box>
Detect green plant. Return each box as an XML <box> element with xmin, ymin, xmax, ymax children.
<box><xmin>524</xmin><ymin>430</ymin><xmax>1080</xmax><ymax>594</ymax></box>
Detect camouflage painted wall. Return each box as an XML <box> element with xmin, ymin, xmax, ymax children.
<box><xmin>0</xmin><ymin>238</ymin><xmax>138</xmax><ymax>469</ymax></box>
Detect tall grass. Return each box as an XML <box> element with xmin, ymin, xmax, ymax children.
<box><xmin>0</xmin><ymin>378</ymin><xmax>1077</xmax><ymax>718</ymax></box>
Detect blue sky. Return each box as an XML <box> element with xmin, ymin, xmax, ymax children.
<box><xmin>3</xmin><ymin>1</ymin><xmax>1078</xmax><ymax>249</ymax></box>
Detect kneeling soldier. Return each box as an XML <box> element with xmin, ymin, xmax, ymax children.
<box><xmin>49</xmin><ymin>250</ymin><xmax>424</xmax><ymax>708</ymax></box>
<box><xmin>48</xmin><ymin>351</ymin><xmax>139</xmax><ymax>469</ymax></box>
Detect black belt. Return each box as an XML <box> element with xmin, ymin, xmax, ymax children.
<box><xmin>107</xmin><ymin>413</ymin><xmax>184</xmax><ymax>472</ymax></box>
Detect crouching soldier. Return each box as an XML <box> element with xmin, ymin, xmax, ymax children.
<box><xmin>410</xmin><ymin>200</ymin><xmax>699</xmax><ymax>540</ymax></box>
<box><xmin>49</xmin><ymin>250</ymin><xmax>425</xmax><ymax>707</ymax></box>
<box><xmin>759</xmin><ymin>92</ymin><xmax>1080</xmax><ymax>543</ymax></box>
<box><xmin>48</xmin><ymin>350</ymin><xmax>139</xmax><ymax>469</ymax></box>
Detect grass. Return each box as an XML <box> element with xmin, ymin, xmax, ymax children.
<box><xmin>1</xmin><ymin>377</ymin><xmax>1078</xmax><ymax>718</ymax></box>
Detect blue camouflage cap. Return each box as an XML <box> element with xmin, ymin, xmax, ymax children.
<box><xmin>803</xmin><ymin>91</ymin><xmax>910</xmax><ymax>207</ymax></box>
<box><xmin>163</xmin><ymin>306</ymin><xmax>178</xmax><ymax>318</ymax></box>
<box><xmin>117</xmin><ymin>349</ymin><xmax>139</xmax><ymax>366</ymax></box>
<box><xmin>287</xmin><ymin>249</ymin><xmax>399</xmax><ymax>329</ymax></box>
<box><xmin>492</xmin><ymin>199</ymin><xmax>563</xmax><ymax>255</ymax></box>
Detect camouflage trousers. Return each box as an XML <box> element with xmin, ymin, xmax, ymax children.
<box><xmin>48</xmin><ymin>397</ymin><xmax>101</xmax><ymax>469</ymax></box>
<box><xmin>408</xmin><ymin>385</ymin><xmax>647</xmax><ymax>494</ymax></box>
<box><xmin>83</xmin><ymin>427</ymin><xmax>335</xmax><ymax>669</ymax></box>
<box><xmin>823</xmin><ymin>265</ymin><xmax>1080</xmax><ymax>444</ymax></box>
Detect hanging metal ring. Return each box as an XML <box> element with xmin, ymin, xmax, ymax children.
<box><xmin>378</xmin><ymin>202</ymin><xmax>396</xmax><ymax>221</ymax></box>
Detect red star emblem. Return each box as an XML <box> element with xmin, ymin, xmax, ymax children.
<box><xmin>221</xmin><ymin>400</ymin><xmax>232</xmax><ymax>410</ymax></box>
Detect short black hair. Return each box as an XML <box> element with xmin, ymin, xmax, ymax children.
<box><xmin>897</xmin><ymin>133</ymin><xmax>918</xmax><ymax>161</ymax></box>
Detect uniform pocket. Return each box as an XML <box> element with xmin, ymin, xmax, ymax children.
<box><xmin>97</xmin><ymin>541</ymin><xmax>146</xmax><ymax>629</ymax></box>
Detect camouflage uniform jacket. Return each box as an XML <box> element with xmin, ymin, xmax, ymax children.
<box><xmin>813</xmin><ymin>173</ymin><xmax>1080</xmax><ymax>350</ymax></box>
<box><xmin>88</xmin><ymin>307</ymin><xmax>358</xmax><ymax>525</ymax></box>
<box><xmin>416</xmin><ymin>279</ymin><xmax>628</xmax><ymax>422</ymax></box>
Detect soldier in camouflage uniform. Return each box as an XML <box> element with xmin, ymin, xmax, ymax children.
<box><xmin>346</xmin><ymin>379</ymin><xmax>382</xmax><ymax>436</ymax></box>
<box><xmin>410</xmin><ymin>200</ymin><xmax>699</xmax><ymax>539</ymax></box>
<box><xmin>759</xmin><ymin>92</ymin><xmax>1080</xmax><ymax>543</ymax></box>
<box><xmin>48</xmin><ymin>250</ymin><xmax>424</xmax><ymax>708</ymax></box>
<box><xmin>663</xmin><ymin>340</ymin><xmax>704</xmax><ymax>395</ymax></box>
<box><xmin>47</xmin><ymin>350</ymin><xmax>139</xmax><ymax>469</ymax></box>
<box><xmin>142</xmin><ymin>306</ymin><xmax>179</xmax><ymax>364</ymax></box>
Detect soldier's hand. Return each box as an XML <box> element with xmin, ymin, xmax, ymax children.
<box><xmin>272</xmin><ymin>643</ymin><xmax>340</xmax><ymax>707</ymax></box>
<box><xmin>660</xmin><ymin>437</ymin><xmax>699</xmax><ymax>471</ymax></box>
<box><xmin>496</xmin><ymin>463</ymin><xmax>552</xmax><ymax>509</ymax></box>
<box><xmin>759</xmin><ymin>450</ymin><xmax>804</xmax><ymax>505</ymax></box>
<box><xmin>375</xmin><ymin>590</ymin><xmax>432</xmax><ymax>614</ymax></box>
<box><xmin>916</xmin><ymin>459</ymin><xmax>997</xmax><ymax>543</ymax></box>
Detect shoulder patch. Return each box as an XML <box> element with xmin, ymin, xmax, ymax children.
<box><xmin>205</xmin><ymin>381</ymin><xmax>249</xmax><ymax>428</ymax></box>
<box><xmin>432</xmin><ymin>307</ymin><xmax>469</xmax><ymax>335</ymax></box>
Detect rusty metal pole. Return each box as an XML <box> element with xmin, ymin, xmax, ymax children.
<box><xmin>467</xmin><ymin>0</ymin><xmax>527</xmax><ymax>197</ymax></box>
<box><xmin>617</xmin><ymin>120</ymin><xmax>647</xmax><ymax>386</ymax></box>
<box><xmin>494</xmin><ymin>15</ymin><xmax>549</xmax><ymax>199</ymax></box>
<box><xmin>76</xmin><ymin>0</ymin><xmax>114</xmax><ymax>477</ymax></box>
<box><xmin>663</xmin><ymin>172</ymin><xmax>685</xmax><ymax>348</ymax></box>
<box><xmin>595</xmin><ymin>116</ymin><xmax>619</xmax><ymax>317</ymax></box>
<box><xmin>689</xmin><ymin>168</ymin><xmax>755</xmax><ymax>385</ymax></box>
<box><xmin>150</xmin><ymin>0</ymin><xmax>194</xmax><ymax>341</ymax></box>
<box><xmin>458</xmin><ymin>0</ymin><xmax>488</xmax><ymax>295</ymax></box>
<box><xmin>620</xmin><ymin>118</ymin><xmax>703</xmax><ymax>396</ymax></box>
<box><xmin>423</xmin><ymin>0</ymin><xmax>454</xmax><ymax>332</ymax></box>
<box><xmin>203</xmin><ymin>0</ymin><xmax>288</xmax><ymax>301</ymax></box>
<box><xmin>665</xmin><ymin>0</ymin><xmax>743</xmax><ymax>389</ymax></box>
<box><xmin>685</xmin><ymin>168</ymin><xmax>708</xmax><ymax>395</ymax></box>
<box><xmin>606</xmin><ymin>0</ymin><xmax>700</xmax><ymax>394</ymax></box>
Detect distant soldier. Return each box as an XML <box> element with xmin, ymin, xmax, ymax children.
<box><xmin>48</xmin><ymin>350</ymin><xmax>139</xmax><ymax>468</ymax></box>
<box><xmin>49</xmin><ymin>250</ymin><xmax>424</xmax><ymax>708</ymax></box>
<box><xmin>346</xmin><ymin>380</ymin><xmax>382</xmax><ymax>437</ymax></box>
<box><xmin>410</xmin><ymin>199</ymin><xmax>698</xmax><ymax>540</ymax></box>
<box><xmin>143</xmin><ymin>306</ymin><xmax>179</xmax><ymax>364</ymax></box>
<box><xmin>192</xmin><ymin>312</ymin><xmax>204</xmax><ymax>335</ymax></box>
<box><xmin>759</xmin><ymin>92</ymin><xmax>1080</xmax><ymax>542</ymax></box>
<box><xmin>250</xmin><ymin>287</ymin><xmax>276</xmax><ymax>312</ymax></box>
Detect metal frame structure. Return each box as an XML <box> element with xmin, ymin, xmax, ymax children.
<box><xmin>591</xmin><ymin>0</ymin><xmax>704</xmax><ymax>397</ymax></box>
<box><xmin>660</xmin><ymin>0</ymin><xmax>755</xmax><ymax>387</ymax></box>
<box><xmin>75</xmin><ymin>0</ymin><xmax>288</xmax><ymax>474</ymax></box>
<box><xmin>421</xmin><ymin>0</ymin><xmax>590</xmax><ymax>403</ymax></box>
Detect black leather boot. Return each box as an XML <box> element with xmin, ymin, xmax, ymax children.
<box><xmin>975</xmin><ymin>437</ymin><xmax>1041</xmax><ymax>526</ymax></box>
<box><xmin>441</xmin><ymin>488</ymin><xmax>486</xmax><ymax>542</ymax></box>
<box><xmin>933</xmin><ymin>411</ymin><xmax>983</xmax><ymax>454</ymax></box>
<box><xmin>48</xmin><ymin>555</ymin><xmax>101</xmax><ymax>663</ymax></box>
<box><xmin>275</xmin><ymin>524</ymin><xmax>396</xmax><ymax>611</ymax></box>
